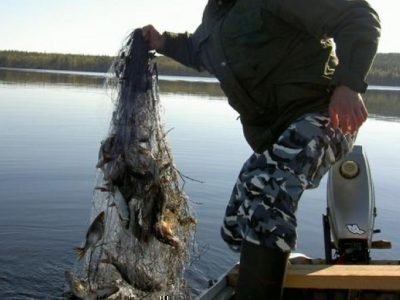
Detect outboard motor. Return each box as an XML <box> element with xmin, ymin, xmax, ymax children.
<box><xmin>323</xmin><ymin>145</ymin><xmax>390</xmax><ymax>264</ymax></box>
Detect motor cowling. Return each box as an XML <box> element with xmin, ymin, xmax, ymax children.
<box><xmin>326</xmin><ymin>145</ymin><xmax>375</xmax><ymax>263</ymax></box>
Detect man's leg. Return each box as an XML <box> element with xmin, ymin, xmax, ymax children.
<box><xmin>221</xmin><ymin>113</ymin><xmax>355</xmax><ymax>299</ymax></box>
<box><xmin>235</xmin><ymin>240</ymin><xmax>289</xmax><ymax>299</ymax></box>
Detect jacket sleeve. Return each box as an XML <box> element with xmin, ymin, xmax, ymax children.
<box><xmin>158</xmin><ymin>30</ymin><xmax>205</xmax><ymax>72</ymax></box>
<box><xmin>265</xmin><ymin>0</ymin><xmax>381</xmax><ymax>93</ymax></box>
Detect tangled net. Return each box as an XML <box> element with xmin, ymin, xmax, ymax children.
<box><xmin>67</xmin><ymin>29</ymin><xmax>196</xmax><ymax>299</ymax></box>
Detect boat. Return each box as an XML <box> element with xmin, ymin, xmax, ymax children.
<box><xmin>196</xmin><ymin>255</ymin><xmax>400</xmax><ymax>300</ymax></box>
<box><xmin>197</xmin><ymin>145</ymin><xmax>400</xmax><ymax>299</ymax></box>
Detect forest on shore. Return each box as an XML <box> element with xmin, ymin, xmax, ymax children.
<box><xmin>0</xmin><ymin>50</ymin><xmax>399</xmax><ymax>86</ymax></box>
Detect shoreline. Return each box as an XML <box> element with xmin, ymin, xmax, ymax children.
<box><xmin>1</xmin><ymin>67</ymin><xmax>399</xmax><ymax>91</ymax></box>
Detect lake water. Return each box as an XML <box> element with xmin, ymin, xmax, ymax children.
<box><xmin>0</xmin><ymin>69</ymin><xmax>400</xmax><ymax>299</ymax></box>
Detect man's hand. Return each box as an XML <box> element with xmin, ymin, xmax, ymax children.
<box><xmin>142</xmin><ymin>25</ymin><xmax>165</xmax><ymax>51</ymax></box>
<box><xmin>329</xmin><ymin>85</ymin><xmax>368</xmax><ymax>134</ymax></box>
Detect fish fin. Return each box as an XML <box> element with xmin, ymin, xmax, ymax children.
<box><xmin>95</xmin><ymin>160</ymin><xmax>104</xmax><ymax>168</ymax></box>
<box><xmin>99</xmin><ymin>258</ymin><xmax>111</xmax><ymax>264</ymax></box>
<box><xmin>123</xmin><ymin>220</ymin><xmax>130</xmax><ymax>230</ymax></box>
<box><xmin>64</xmin><ymin>271</ymin><xmax>74</xmax><ymax>288</ymax></box>
<box><xmin>95</xmin><ymin>286</ymin><xmax>120</xmax><ymax>298</ymax></box>
<box><xmin>179</xmin><ymin>216</ymin><xmax>197</xmax><ymax>226</ymax></box>
<box><xmin>95</xmin><ymin>186</ymin><xmax>110</xmax><ymax>192</ymax></box>
<box><xmin>100</xmin><ymin>249</ymin><xmax>116</xmax><ymax>265</ymax></box>
<box><xmin>74</xmin><ymin>247</ymin><xmax>86</xmax><ymax>260</ymax></box>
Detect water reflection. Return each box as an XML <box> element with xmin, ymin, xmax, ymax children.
<box><xmin>0</xmin><ymin>68</ymin><xmax>399</xmax><ymax>298</ymax></box>
<box><xmin>364</xmin><ymin>90</ymin><xmax>400</xmax><ymax>120</ymax></box>
<box><xmin>1</xmin><ymin>68</ymin><xmax>399</xmax><ymax>119</ymax></box>
<box><xmin>0</xmin><ymin>68</ymin><xmax>225</xmax><ymax>96</ymax></box>
<box><xmin>0</xmin><ymin>67</ymin><xmax>106</xmax><ymax>88</ymax></box>
<box><xmin>159</xmin><ymin>80</ymin><xmax>225</xmax><ymax>97</ymax></box>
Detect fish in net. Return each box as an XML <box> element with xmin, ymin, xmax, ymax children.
<box><xmin>65</xmin><ymin>28</ymin><xmax>196</xmax><ymax>299</ymax></box>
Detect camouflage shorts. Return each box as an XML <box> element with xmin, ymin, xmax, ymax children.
<box><xmin>221</xmin><ymin>113</ymin><xmax>355</xmax><ymax>252</ymax></box>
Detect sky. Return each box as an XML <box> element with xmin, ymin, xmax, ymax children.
<box><xmin>0</xmin><ymin>0</ymin><xmax>398</xmax><ymax>56</ymax></box>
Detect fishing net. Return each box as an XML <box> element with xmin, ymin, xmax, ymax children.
<box><xmin>67</xmin><ymin>28</ymin><xmax>196</xmax><ymax>299</ymax></box>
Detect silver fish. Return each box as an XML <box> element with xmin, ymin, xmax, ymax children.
<box><xmin>109</xmin><ymin>189</ymin><xmax>130</xmax><ymax>229</ymax></box>
<box><xmin>100</xmin><ymin>251</ymin><xmax>161</xmax><ymax>292</ymax></box>
<box><xmin>65</xmin><ymin>271</ymin><xmax>119</xmax><ymax>300</ymax></box>
<box><xmin>92</xmin><ymin>286</ymin><xmax>120</xmax><ymax>299</ymax></box>
<box><xmin>74</xmin><ymin>211</ymin><xmax>105</xmax><ymax>260</ymax></box>
<box><xmin>98</xmin><ymin>142</ymin><xmax>126</xmax><ymax>184</ymax></box>
<box><xmin>65</xmin><ymin>271</ymin><xmax>88</xmax><ymax>299</ymax></box>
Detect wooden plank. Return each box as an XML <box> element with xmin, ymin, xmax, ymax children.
<box><xmin>226</xmin><ymin>264</ymin><xmax>400</xmax><ymax>291</ymax></box>
<box><xmin>285</xmin><ymin>264</ymin><xmax>400</xmax><ymax>291</ymax></box>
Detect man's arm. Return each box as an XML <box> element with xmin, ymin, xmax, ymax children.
<box><xmin>142</xmin><ymin>25</ymin><xmax>204</xmax><ymax>71</ymax></box>
<box><xmin>265</xmin><ymin>0</ymin><xmax>380</xmax><ymax>133</ymax></box>
<box><xmin>265</xmin><ymin>0</ymin><xmax>381</xmax><ymax>93</ymax></box>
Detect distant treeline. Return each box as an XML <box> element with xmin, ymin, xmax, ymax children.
<box><xmin>366</xmin><ymin>53</ymin><xmax>400</xmax><ymax>86</ymax></box>
<box><xmin>0</xmin><ymin>51</ymin><xmax>112</xmax><ymax>73</ymax></box>
<box><xmin>0</xmin><ymin>50</ymin><xmax>208</xmax><ymax>77</ymax></box>
<box><xmin>0</xmin><ymin>50</ymin><xmax>399</xmax><ymax>85</ymax></box>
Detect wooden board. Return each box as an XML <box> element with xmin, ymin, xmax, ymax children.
<box><xmin>285</xmin><ymin>264</ymin><xmax>400</xmax><ymax>291</ymax></box>
<box><xmin>227</xmin><ymin>264</ymin><xmax>400</xmax><ymax>291</ymax></box>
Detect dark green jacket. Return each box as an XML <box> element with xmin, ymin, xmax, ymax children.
<box><xmin>159</xmin><ymin>0</ymin><xmax>381</xmax><ymax>153</ymax></box>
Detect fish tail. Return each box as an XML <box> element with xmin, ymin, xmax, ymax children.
<box><xmin>100</xmin><ymin>249</ymin><xmax>113</xmax><ymax>265</ymax></box>
<box><xmin>74</xmin><ymin>247</ymin><xmax>86</xmax><ymax>260</ymax></box>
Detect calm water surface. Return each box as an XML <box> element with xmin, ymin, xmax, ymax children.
<box><xmin>0</xmin><ymin>69</ymin><xmax>400</xmax><ymax>299</ymax></box>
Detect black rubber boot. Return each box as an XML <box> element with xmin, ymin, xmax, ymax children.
<box><xmin>235</xmin><ymin>240</ymin><xmax>289</xmax><ymax>300</ymax></box>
